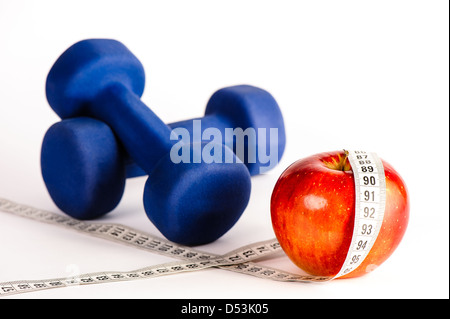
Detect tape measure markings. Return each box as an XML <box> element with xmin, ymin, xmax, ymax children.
<box><xmin>0</xmin><ymin>150</ymin><xmax>386</xmax><ymax>296</ymax></box>
<box><xmin>0</xmin><ymin>198</ymin><xmax>329</xmax><ymax>296</ymax></box>
<box><xmin>334</xmin><ymin>151</ymin><xmax>386</xmax><ymax>278</ymax></box>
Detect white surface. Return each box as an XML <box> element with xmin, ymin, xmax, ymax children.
<box><xmin>0</xmin><ymin>0</ymin><xmax>448</xmax><ymax>299</ymax></box>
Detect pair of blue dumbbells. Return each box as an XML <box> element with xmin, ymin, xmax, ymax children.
<box><xmin>41</xmin><ymin>39</ymin><xmax>286</xmax><ymax>246</ymax></box>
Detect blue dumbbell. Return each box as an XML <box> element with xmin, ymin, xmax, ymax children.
<box><xmin>42</xmin><ymin>83</ymin><xmax>286</xmax><ymax>219</ymax></box>
<box><xmin>42</xmin><ymin>39</ymin><xmax>252</xmax><ymax>246</ymax></box>
<box><xmin>42</xmin><ymin>84</ymin><xmax>286</xmax><ymax>214</ymax></box>
<box><xmin>43</xmin><ymin>83</ymin><xmax>285</xmax><ymax>222</ymax></box>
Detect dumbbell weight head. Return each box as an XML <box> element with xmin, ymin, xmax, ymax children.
<box><xmin>44</xmin><ymin>39</ymin><xmax>251</xmax><ymax>245</ymax></box>
<box><xmin>41</xmin><ymin>118</ymin><xmax>126</xmax><ymax>219</ymax></box>
<box><xmin>144</xmin><ymin>142</ymin><xmax>251</xmax><ymax>245</ymax></box>
<box><xmin>204</xmin><ymin>85</ymin><xmax>286</xmax><ymax>175</ymax></box>
<box><xmin>46</xmin><ymin>39</ymin><xmax>145</xmax><ymax>120</ymax></box>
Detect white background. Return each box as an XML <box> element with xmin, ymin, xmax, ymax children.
<box><xmin>0</xmin><ymin>0</ymin><xmax>448</xmax><ymax>299</ymax></box>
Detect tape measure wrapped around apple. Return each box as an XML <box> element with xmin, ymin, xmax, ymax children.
<box><xmin>270</xmin><ymin>150</ymin><xmax>409</xmax><ymax>278</ymax></box>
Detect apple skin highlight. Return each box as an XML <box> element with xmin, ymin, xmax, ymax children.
<box><xmin>270</xmin><ymin>150</ymin><xmax>409</xmax><ymax>278</ymax></box>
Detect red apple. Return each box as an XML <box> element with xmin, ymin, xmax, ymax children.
<box><xmin>270</xmin><ymin>150</ymin><xmax>409</xmax><ymax>278</ymax></box>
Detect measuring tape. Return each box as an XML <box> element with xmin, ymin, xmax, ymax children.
<box><xmin>0</xmin><ymin>150</ymin><xmax>386</xmax><ymax>296</ymax></box>
<box><xmin>334</xmin><ymin>150</ymin><xmax>386</xmax><ymax>278</ymax></box>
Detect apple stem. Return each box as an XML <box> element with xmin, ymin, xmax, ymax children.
<box><xmin>341</xmin><ymin>150</ymin><xmax>349</xmax><ymax>171</ymax></box>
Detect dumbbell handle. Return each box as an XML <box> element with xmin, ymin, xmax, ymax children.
<box><xmin>90</xmin><ymin>83</ymin><xmax>175</xmax><ymax>174</ymax></box>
